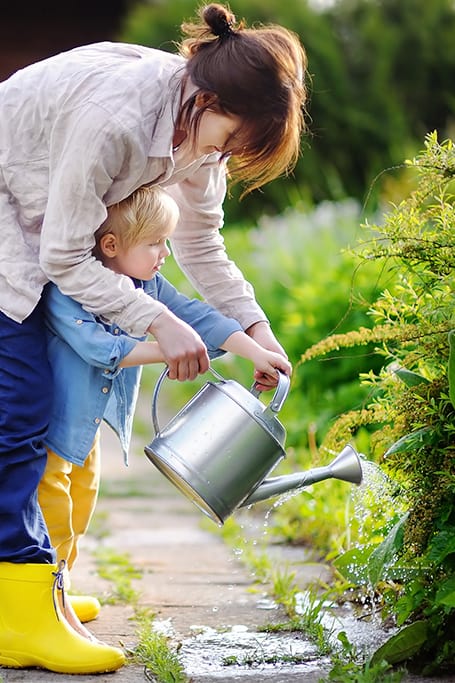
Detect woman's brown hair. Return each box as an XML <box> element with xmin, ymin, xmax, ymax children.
<box><xmin>176</xmin><ymin>3</ymin><xmax>308</xmax><ymax>194</ymax></box>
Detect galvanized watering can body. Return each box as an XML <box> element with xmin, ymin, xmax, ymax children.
<box><xmin>144</xmin><ymin>368</ymin><xmax>363</xmax><ymax>525</ymax></box>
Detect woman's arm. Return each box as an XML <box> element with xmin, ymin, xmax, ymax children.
<box><xmin>166</xmin><ymin>161</ymin><xmax>268</xmax><ymax>331</ymax></box>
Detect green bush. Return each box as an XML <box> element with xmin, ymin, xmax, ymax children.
<box><xmin>297</xmin><ymin>133</ymin><xmax>455</xmax><ymax>674</ymax></box>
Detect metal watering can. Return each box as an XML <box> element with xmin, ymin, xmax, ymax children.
<box><xmin>144</xmin><ymin>367</ymin><xmax>363</xmax><ymax>525</ymax></box>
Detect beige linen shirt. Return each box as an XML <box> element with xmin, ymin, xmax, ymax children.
<box><xmin>0</xmin><ymin>41</ymin><xmax>266</xmax><ymax>337</ymax></box>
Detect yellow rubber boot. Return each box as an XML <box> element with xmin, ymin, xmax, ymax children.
<box><xmin>69</xmin><ymin>594</ymin><xmax>101</xmax><ymax>623</ymax></box>
<box><xmin>0</xmin><ymin>562</ymin><xmax>125</xmax><ymax>674</ymax></box>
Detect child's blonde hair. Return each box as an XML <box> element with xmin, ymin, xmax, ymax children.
<box><xmin>96</xmin><ymin>185</ymin><xmax>179</xmax><ymax>251</ymax></box>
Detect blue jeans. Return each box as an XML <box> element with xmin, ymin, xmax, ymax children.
<box><xmin>0</xmin><ymin>301</ymin><xmax>55</xmax><ymax>562</ymax></box>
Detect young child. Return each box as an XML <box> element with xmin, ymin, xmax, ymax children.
<box><xmin>38</xmin><ymin>185</ymin><xmax>291</xmax><ymax>626</ymax></box>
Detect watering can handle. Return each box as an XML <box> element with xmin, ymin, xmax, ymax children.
<box><xmin>151</xmin><ymin>365</ymin><xmax>290</xmax><ymax>435</ymax></box>
<box><xmin>151</xmin><ymin>365</ymin><xmax>226</xmax><ymax>435</ymax></box>
<box><xmin>250</xmin><ymin>370</ymin><xmax>290</xmax><ymax>413</ymax></box>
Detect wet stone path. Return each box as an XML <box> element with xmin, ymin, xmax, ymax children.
<box><xmin>1</xmin><ymin>423</ymin><xmax>454</xmax><ymax>682</ymax></box>
<box><xmin>1</xmin><ymin>424</ymin><xmax>333</xmax><ymax>683</ymax></box>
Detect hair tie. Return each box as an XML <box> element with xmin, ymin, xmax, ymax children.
<box><xmin>219</xmin><ymin>20</ymin><xmax>234</xmax><ymax>38</ymax></box>
<box><xmin>213</xmin><ymin>15</ymin><xmax>235</xmax><ymax>39</ymax></box>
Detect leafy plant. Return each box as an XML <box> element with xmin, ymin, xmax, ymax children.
<box><xmin>300</xmin><ymin>133</ymin><xmax>455</xmax><ymax>673</ymax></box>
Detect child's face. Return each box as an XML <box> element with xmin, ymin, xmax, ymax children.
<box><xmin>108</xmin><ymin>234</ymin><xmax>171</xmax><ymax>281</ymax></box>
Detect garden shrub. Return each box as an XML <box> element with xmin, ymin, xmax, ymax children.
<box><xmin>295</xmin><ymin>133</ymin><xmax>455</xmax><ymax>674</ymax></box>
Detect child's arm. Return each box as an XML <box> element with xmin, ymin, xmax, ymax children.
<box><xmin>119</xmin><ymin>341</ymin><xmax>165</xmax><ymax>368</ymax></box>
<box><xmin>119</xmin><ymin>276</ymin><xmax>292</xmax><ymax>378</ymax></box>
<box><xmin>119</xmin><ymin>332</ymin><xmax>291</xmax><ymax>383</ymax></box>
<box><xmin>221</xmin><ymin>331</ymin><xmax>292</xmax><ymax>384</ymax></box>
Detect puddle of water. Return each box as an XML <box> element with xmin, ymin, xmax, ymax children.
<box><xmin>149</xmin><ymin>459</ymin><xmax>403</xmax><ymax>678</ymax></box>
<box><xmin>294</xmin><ymin>590</ymin><xmax>398</xmax><ymax>658</ymax></box>
<box><xmin>178</xmin><ymin>625</ymin><xmax>330</xmax><ymax>678</ymax></box>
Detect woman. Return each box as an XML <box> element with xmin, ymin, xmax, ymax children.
<box><xmin>0</xmin><ymin>2</ymin><xmax>308</xmax><ymax>674</ymax></box>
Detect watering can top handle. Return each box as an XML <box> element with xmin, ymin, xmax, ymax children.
<box><xmin>250</xmin><ymin>370</ymin><xmax>290</xmax><ymax>413</ymax></box>
<box><xmin>152</xmin><ymin>366</ymin><xmax>225</xmax><ymax>434</ymax></box>
<box><xmin>151</xmin><ymin>365</ymin><xmax>290</xmax><ymax>435</ymax></box>
<box><xmin>211</xmin><ymin>365</ymin><xmax>290</xmax><ymax>412</ymax></box>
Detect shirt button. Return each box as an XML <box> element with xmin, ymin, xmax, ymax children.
<box><xmin>114</xmin><ymin>328</ymin><xmax>120</xmax><ymax>335</ymax></box>
<box><xmin>102</xmin><ymin>386</ymin><xmax>109</xmax><ymax>394</ymax></box>
<box><xmin>104</xmin><ymin>369</ymin><xmax>109</xmax><ymax>374</ymax></box>
<box><xmin>94</xmin><ymin>417</ymin><xmax>101</xmax><ymax>425</ymax></box>
<box><xmin>76</xmin><ymin>319</ymin><xmax>83</xmax><ymax>325</ymax></box>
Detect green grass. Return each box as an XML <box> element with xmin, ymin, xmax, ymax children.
<box><xmin>131</xmin><ymin>611</ymin><xmax>188</xmax><ymax>683</ymax></box>
<box><xmin>88</xmin><ymin>531</ymin><xmax>188</xmax><ymax>682</ymax></box>
<box><xmin>93</xmin><ymin>546</ymin><xmax>143</xmax><ymax>605</ymax></box>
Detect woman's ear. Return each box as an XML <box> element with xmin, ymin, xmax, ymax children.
<box><xmin>194</xmin><ymin>91</ymin><xmax>220</xmax><ymax>110</ymax></box>
<box><xmin>98</xmin><ymin>233</ymin><xmax>118</xmax><ymax>259</ymax></box>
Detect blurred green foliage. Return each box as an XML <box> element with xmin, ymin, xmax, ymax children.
<box><xmin>153</xmin><ymin>198</ymin><xmax>386</xmax><ymax>448</ymax></box>
<box><xmin>118</xmin><ymin>0</ymin><xmax>455</xmax><ymax>222</ymax></box>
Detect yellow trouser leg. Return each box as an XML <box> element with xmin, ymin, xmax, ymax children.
<box><xmin>39</xmin><ymin>435</ymin><xmax>101</xmax><ymax>623</ymax></box>
<box><xmin>39</xmin><ymin>434</ymin><xmax>100</xmax><ymax>569</ymax></box>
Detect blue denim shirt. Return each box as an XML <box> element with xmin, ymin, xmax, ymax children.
<box><xmin>43</xmin><ymin>272</ymin><xmax>242</xmax><ymax>466</ymax></box>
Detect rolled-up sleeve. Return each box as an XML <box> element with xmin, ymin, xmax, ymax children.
<box><xmin>43</xmin><ymin>283</ymin><xmax>138</xmax><ymax>374</ymax></box>
<box><xmin>40</xmin><ymin>104</ymin><xmax>167</xmax><ymax>337</ymax></box>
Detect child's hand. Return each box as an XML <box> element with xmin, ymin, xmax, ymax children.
<box><xmin>253</xmin><ymin>350</ymin><xmax>292</xmax><ymax>392</ymax></box>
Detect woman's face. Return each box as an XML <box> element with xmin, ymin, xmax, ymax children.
<box><xmin>194</xmin><ymin>108</ymin><xmax>242</xmax><ymax>157</ymax></box>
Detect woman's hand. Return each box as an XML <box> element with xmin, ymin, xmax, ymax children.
<box><xmin>148</xmin><ymin>309</ymin><xmax>210</xmax><ymax>381</ymax></box>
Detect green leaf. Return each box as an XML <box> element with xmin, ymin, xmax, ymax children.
<box><xmin>394</xmin><ymin>367</ymin><xmax>430</xmax><ymax>387</ymax></box>
<box><xmin>435</xmin><ymin>576</ymin><xmax>455</xmax><ymax>608</ymax></box>
<box><xmin>427</xmin><ymin>529</ymin><xmax>455</xmax><ymax>564</ymax></box>
<box><xmin>333</xmin><ymin>545</ymin><xmax>375</xmax><ymax>585</ymax></box>
<box><xmin>367</xmin><ymin>513</ymin><xmax>408</xmax><ymax>586</ymax></box>
<box><xmin>449</xmin><ymin>331</ymin><xmax>455</xmax><ymax>409</ymax></box>
<box><xmin>370</xmin><ymin>621</ymin><xmax>428</xmax><ymax>665</ymax></box>
<box><xmin>384</xmin><ymin>427</ymin><xmax>433</xmax><ymax>456</ymax></box>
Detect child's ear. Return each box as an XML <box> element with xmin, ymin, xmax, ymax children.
<box><xmin>98</xmin><ymin>233</ymin><xmax>118</xmax><ymax>258</ymax></box>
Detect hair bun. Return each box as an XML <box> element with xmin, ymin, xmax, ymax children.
<box><xmin>203</xmin><ymin>3</ymin><xmax>236</xmax><ymax>38</ymax></box>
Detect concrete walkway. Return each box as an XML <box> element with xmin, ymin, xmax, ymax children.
<box><xmin>1</xmin><ymin>423</ymin><xmax>332</xmax><ymax>683</ymax></box>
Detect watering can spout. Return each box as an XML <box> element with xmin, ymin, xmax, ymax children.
<box><xmin>239</xmin><ymin>444</ymin><xmax>363</xmax><ymax>508</ymax></box>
